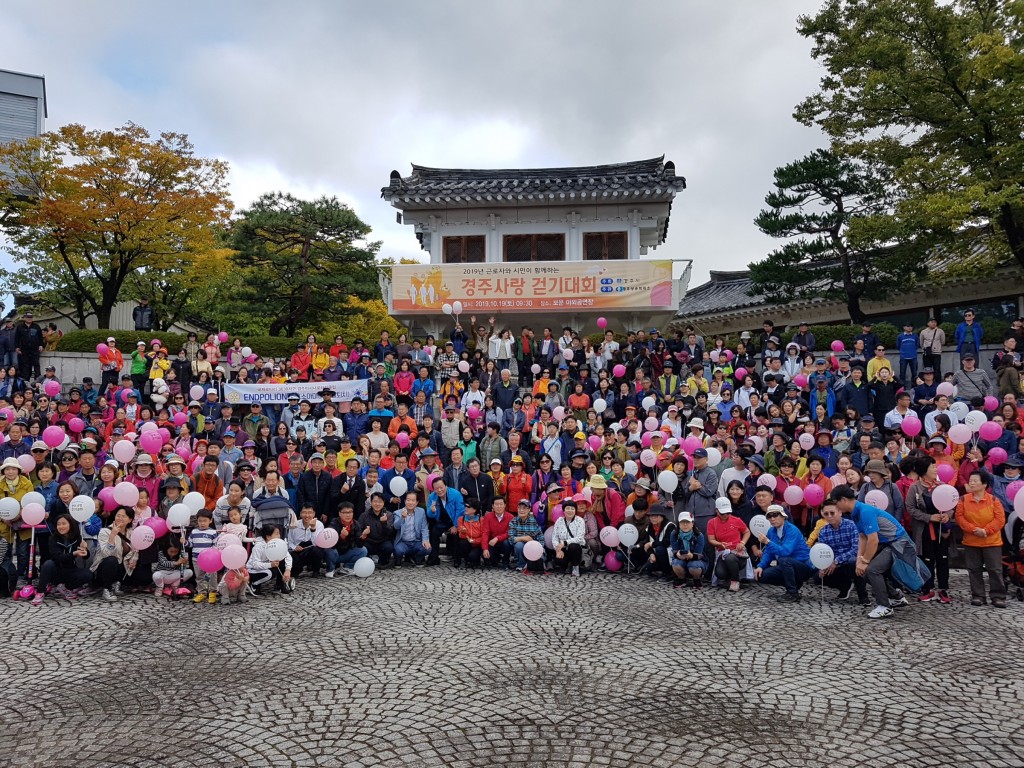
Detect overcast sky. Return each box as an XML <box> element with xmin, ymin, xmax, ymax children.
<box><xmin>2</xmin><ymin>0</ymin><xmax>826</xmax><ymax>290</ymax></box>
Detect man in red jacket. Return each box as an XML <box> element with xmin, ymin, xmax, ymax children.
<box><xmin>481</xmin><ymin>497</ymin><xmax>513</xmax><ymax>569</ymax></box>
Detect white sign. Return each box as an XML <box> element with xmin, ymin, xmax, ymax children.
<box><xmin>223</xmin><ymin>380</ymin><xmax>369</xmax><ymax>405</ymax></box>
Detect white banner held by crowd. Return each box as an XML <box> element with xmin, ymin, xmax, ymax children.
<box><xmin>223</xmin><ymin>380</ymin><xmax>369</xmax><ymax>405</ymax></box>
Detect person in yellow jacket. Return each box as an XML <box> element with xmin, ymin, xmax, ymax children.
<box><xmin>0</xmin><ymin>456</ymin><xmax>36</xmax><ymax>586</ymax></box>
<box><xmin>148</xmin><ymin>347</ymin><xmax>171</xmax><ymax>379</ymax></box>
<box><xmin>955</xmin><ymin>469</ymin><xmax>1006</xmax><ymax>608</ymax></box>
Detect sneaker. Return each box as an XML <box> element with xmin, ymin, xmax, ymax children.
<box><xmin>571</xmin><ymin>566</ymin><xmax>580</xmax><ymax>577</ymax></box>
<box><xmin>31</xmin><ymin>592</ymin><xmax>44</xmax><ymax>606</ymax></box>
<box><xmin>54</xmin><ymin>585</ymin><xmax>79</xmax><ymax>601</ymax></box>
<box><xmin>992</xmin><ymin>598</ymin><xmax>1007</xmax><ymax>609</ymax></box>
<box><xmin>112</xmin><ymin>582</ymin><xmax>124</xmax><ymax>597</ymax></box>
<box><xmin>75</xmin><ymin>586</ymin><xmax>98</xmax><ymax>597</ymax></box>
<box><xmin>918</xmin><ymin>591</ymin><xmax>936</xmax><ymax>602</ymax></box>
<box><xmin>370</xmin><ymin>555</ymin><xmax>379</xmax><ymax>564</ymax></box>
<box><xmin>728</xmin><ymin>581</ymin><xmax>740</xmax><ymax>593</ymax></box>
<box><xmin>777</xmin><ymin>592</ymin><xmax>801</xmax><ymax>603</ymax></box>
<box><xmin>857</xmin><ymin>597</ymin><xmax>872</xmax><ymax>606</ymax></box>
<box><xmin>890</xmin><ymin>595</ymin><xmax>910</xmax><ymax>608</ymax></box>
<box><xmin>672</xmin><ymin>578</ymin><xmax>686</xmax><ymax>588</ymax></box>
<box><xmin>868</xmin><ymin>605</ymin><xmax>894</xmax><ymax>619</ymax></box>
<box><xmin>324</xmin><ymin>570</ymin><xmax>336</xmax><ymax>579</ymax></box>
<box><xmin>520</xmin><ymin>566</ymin><xmax>531</xmax><ymax>575</ymax></box>
<box><xmin>970</xmin><ymin>596</ymin><xmax>985</xmax><ymax>606</ymax></box>
<box><xmin>207</xmin><ymin>592</ymin><xmax>217</xmax><ymax>604</ymax></box>
<box><xmin>102</xmin><ymin>588</ymin><xmax>117</xmax><ymax>602</ymax></box>
<box><xmin>193</xmin><ymin>591</ymin><xmax>207</xmax><ymax>603</ymax></box>
<box><xmin>937</xmin><ymin>591</ymin><xmax>952</xmax><ymax>604</ymax></box>
<box><xmin>174</xmin><ymin>587</ymin><xmax>192</xmax><ymax>598</ymax></box>
<box><xmin>340</xmin><ymin>567</ymin><xmax>356</xmax><ymax>577</ymax></box>
<box><xmin>836</xmin><ymin>585</ymin><xmax>853</xmax><ymax>601</ymax></box>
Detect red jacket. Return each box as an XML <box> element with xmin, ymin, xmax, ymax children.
<box><xmin>481</xmin><ymin>511</ymin><xmax>512</xmax><ymax>552</ymax></box>
<box><xmin>505</xmin><ymin>472</ymin><xmax>533</xmax><ymax>511</ymax></box>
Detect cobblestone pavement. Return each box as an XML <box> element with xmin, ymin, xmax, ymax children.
<box><xmin>2</xmin><ymin>567</ymin><xmax>1023</xmax><ymax>768</ymax></box>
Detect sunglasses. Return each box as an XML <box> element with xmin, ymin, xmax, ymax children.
<box><xmin>31</xmin><ymin>449</ymin><xmax>47</xmax><ymax>454</ymax></box>
<box><xmin>766</xmin><ymin>512</ymin><xmax>782</xmax><ymax>519</ymax></box>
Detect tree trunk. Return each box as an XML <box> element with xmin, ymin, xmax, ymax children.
<box><xmin>845</xmin><ymin>294</ymin><xmax>866</xmax><ymax>324</ymax></box>
<box><xmin>998</xmin><ymin>204</ymin><xmax>1024</xmax><ymax>272</ymax></box>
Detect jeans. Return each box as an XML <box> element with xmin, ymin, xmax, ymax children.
<box><xmin>93</xmin><ymin>556</ymin><xmax>126</xmax><ymax>589</ymax></box>
<box><xmin>714</xmin><ymin>552</ymin><xmax>748</xmax><ymax>583</ymax></box>
<box><xmin>395</xmin><ymin>539</ymin><xmax>430</xmax><ymax>564</ymax></box>
<box><xmin>337</xmin><ymin>547</ymin><xmax>368</xmax><ymax>569</ymax></box>
<box><xmin>899</xmin><ymin>357</ymin><xmax>918</xmax><ymax>384</ymax></box>
<box><xmin>513</xmin><ymin>540</ymin><xmax>544</xmax><ymax>569</ymax></box>
<box><xmin>364</xmin><ymin>540</ymin><xmax>395</xmax><ymax>567</ymax></box>
<box><xmin>819</xmin><ymin>562</ymin><xmax>868</xmax><ymax>601</ymax></box>
<box><xmin>291</xmin><ymin>546</ymin><xmax>326</xmax><ymax>575</ymax></box>
<box><xmin>15</xmin><ymin>537</ymin><xmax>30</xmax><ymax>579</ymax></box>
<box><xmin>645</xmin><ymin>544</ymin><xmax>671</xmax><ymax>576</ymax></box>
<box><xmin>2</xmin><ymin>349</ymin><xmax>17</xmax><ymax>370</ymax></box>
<box><xmin>37</xmin><ymin>561</ymin><xmax>93</xmax><ymax>592</ymax></box>
<box><xmin>759</xmin><ymin>556</ymin><xmax>815</xmax><ymax>595</ymax></box>
<box><xmin>963</xmin><ymin>546</ymin><xmax>1004</xmax><ymax>601</ymax></box>
<box><xmin>456</xmin><ymin>539</ymin><xmax>482</xmax><ymax>567</ymax></box>
<box><xmin>428</xmin><ymin>522</ymin><xmax>456</xmax><ymax>565</ymax></box>
<box><xmin>483</xmin><ymin>539</ymin><xmax>511</xmax><ymax>567</ymax></box>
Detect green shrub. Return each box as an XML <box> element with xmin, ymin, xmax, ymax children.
<box><xmin>56</xmin><ymin>330</ymin><xmax>307</xmax><ymax>359</ymax></box>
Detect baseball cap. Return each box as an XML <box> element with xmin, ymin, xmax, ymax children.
<box><xmin>678</xmin><ymin>511</ymin><xmax>694</xmax><ymax>523</ymax></box>
<box><xmin>490</xmin><ymin>458</ymin><xmax>502</xmax><ymax>466</ymax></box>
<box><xmin>715</xmin><ymin>497</ymin><xmax>731</xmax><ymax>513</ymax></box>
<box><xmin>692</xmin><ymin>448</ymin><xmax>708</xmax><ymax>459</ymax></box>
<box><xmin>309</xmin><ymin>452</ymin><xmax>325</xmax><ymax>462</ymax></box>
<box><xmin>574</xmin><ymin>431</ymin><xmax>587</xmax><ymax>440</ymax></box>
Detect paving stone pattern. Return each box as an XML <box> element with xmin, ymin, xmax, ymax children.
<box><xmin>2</xmin><ymin>569</ymin><xmax>1023</xmax><ymax>768</ymax></box>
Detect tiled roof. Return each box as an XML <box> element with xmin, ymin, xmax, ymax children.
<box><xmin>381</xmin><ymin>157</ymin><xmax>686</xmax><ymax>207</ymax></box>
<box><xmin>679</xmin><ymin>271</ymin><xmax>762</xmax><ymax>316</ymax></box>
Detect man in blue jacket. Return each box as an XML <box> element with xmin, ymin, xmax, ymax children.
<box><xmin>955</xmin><ymin>308</ymin><xmax>983</xmax><ymax>362</ymax></box>
<box><xmin>753</xmin><ymin>504</ymin><xmax>813</xmax><ymax>602</ymax></box>
<box><xmin>393</xmin><ymin>491</ymin><xmax>431</xmax><ymax>566</ymax></box>
<box><xmin>425</xmin><ymin>476</ymin><xmax>465</xmax><ymax>567</ymax></box>
<box><xmin>895</xmin><ymin>322</ymin><xmax>920</xmax><ymax>384</ymax></box>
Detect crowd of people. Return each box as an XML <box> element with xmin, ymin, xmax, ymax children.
<box><xmin>1</xmin><ymin>309</ymin><xmax>1023</xmax><ymax>620</ymax></box>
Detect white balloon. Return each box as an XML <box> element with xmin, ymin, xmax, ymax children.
<box><xmin>618</xmin><ymin>523</ymin><xmax>639</xmax><ymax>547</ymax></box>
<box><xmin>69</xmin><ymin>495</ymin><xmax>95</xmax><ymax>523</ymax></box>
<box><xmin>241</xmin><ymin>346</ymin><xmax>252</xmax><ymax>357</ymax></box>
<box><xmin>949</xmin><ymin>402</ymin><xmax>970</xmax><ymax>420</ymax></box>
<box><xmin>353</xmin><ymin>556</ymin><xmax>376</xmax><ymax>578</ymax></box>
<box><xmin>624</xmin><ymin>460</ymin><xmax>638</xmax><ymax>477</ymax></box>
<box><xmin>167</xmin><ymin>503</ymin><xmax>192</xmax><ymax>528</ymax></box>
<box><xmin>704</xmin><ymin>447</ymin><xmax>722</xmax><ymax>468</ymax></box>
<box><xmin>442</xmin><ymin>303</ymin><xmax>453</xmax><ymax>316</ymax></box>
<box><xmin>183</xmin><ymin>491</ymin><xmax>206</xmax><ymax>514</ymax></box>
<box><xmin>0</xmin><ymin>497</ymin><xmax>19</xmax><ymax>521</ymax></box>
<box><xmin>593</xmin><ymin>398</ymin><xmax>607</xmax><ymax>414</ymax></box>
<box><xmin>809</xmin><ymin>542</ymin><xmax>835</xmax><ymax>570</ymax></box>
<box><xmin>658</xmin><ymin>470</ymin><xmax>679</xmax><ymax>494</ymax></box>
<box><xmin>389</xmin><ymin>476</ymin><xmax>408</xmax><ymax>497</ymax></box>
<box><xmin>264</xmin><ymin>539</ymin><xmax>288</xmax><ymax>561</ymax></box>
<box><xmin>642</xmin><ymin>396</ymin><xmax>656</xmax><ymax>411</ymax></box>
<box><xmin>964</xmin><ymin>410</ymin><xmax>988</xmax><ymax>432</ymax></box>
<box><xmin>452</xmin><ymin>301</ymin><xmax>463</xmax><ymax>315</ymax></box>
<box><xmin>748</xmin><ymin>514</ymin><xmax>771</xmax><ymax>538</ymax></box>
<box><xmin>139</xmin><ymin>422</ymin><xmax>159</xmax><ymax>433</ymax></box>
<box><xmin>20</xmin><ymin>492</ymin><xmax>45</xmax><ymax>510</ymax></box>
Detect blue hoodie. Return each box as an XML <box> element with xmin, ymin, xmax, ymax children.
<box><xmin>758</xmin><ymin>520</ymin><xmax>811</xmax><ymax>568</ymax></box>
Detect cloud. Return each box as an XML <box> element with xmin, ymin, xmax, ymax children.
<box><xmin>1</xmin><ymin>0</ymin><xmax>827</xmax><ymax>288</ymax></box>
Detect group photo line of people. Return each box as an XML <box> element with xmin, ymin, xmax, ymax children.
<box><xmin>1</xmin><ymin>308</ymin><xmax>1023</xmax><ymax>620</ymax></box>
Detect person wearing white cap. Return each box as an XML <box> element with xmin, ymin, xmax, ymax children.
<box><xmin>753</xmin><ymin>504</ymin><xmax>814</xmax><ymax>603</ymax></box>
<box><xmin>706</xmin><ymin>496</ymin><xmax>751</xmax><ymax>592</ymax></box>
<box><xmin>670</xmin><ymin>511</ymin><xmax>707</xmax><ymax>588</ymax></box>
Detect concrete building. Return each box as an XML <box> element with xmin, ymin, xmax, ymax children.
<box><xmin>0</xmin><ymin>68</ymin><xmax>46</xmax><ymax>196</ymax></box>
<box><xmin>379</xmin><ymin>157</ymin><xmax>691</xmax><ymax>338</ymax></box>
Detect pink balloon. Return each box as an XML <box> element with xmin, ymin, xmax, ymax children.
<box><xmin>931</xmin><ymin>484</ymin><xmax>960</xmax><ymax>512</ymax></box>
<box><xmin>948</xmin><ymin>424</ymin><xmax>972</xmax><ymax>445</ymax></box>
<box><xmin>123</xmin><ymin>433</ymin><xmax>137</xmax><ymax>443</ymax></box>
<box><xmin>641</xmin><ymin>432</ymin><xmax>652</xmax><ymax>448</ymax></box>
<box><xmin>749</xmin><ymin>435</ymin><xmax>764</xmax><ymax>453</ymax></box>
<box><xmin>143</xmin><ymin>516</ymin><xmax>169</xmax><ymax>539</ymax></box>
<box><xmin>640</xmin><ymin>449</ymin><xmax>657</xmax><ymax>467</ymax></box>
<box><xmin>723</xmin><ymin>350</ymin><xmax>735</xmax><ymax>362</ymax></box>
<box><xmin>644</xmin><ymin>417</ymin><xmax>659</xmax><ymax>431</ymax></box>
<box><xmin>44</xmin><ymin>380</ymin><xmax>61</xmax><ymax>397</ymax></box>
<box><xmin>979</xmin><ymin>421</ymin><xmax>1002</xmax><ymax>441</ymax></box>
<box><xmin>734</xmin><ymin>368</ymin><xmax>748</xmax><ymax>380</ymax></box>
<box><xmin>710</xmin><ymin>350</ymin><xmax>720</xmax><ymax>363</ymax></box>
<box><xmin>20</xmin><ymin>503</ymin><xmax>45</xmax><ymax>526</ymax></box>
<box><xmin>588</xmin><ymin>435</ymin><xmax>602</xmax><ymax>452</ymax></box>
<box><xmin>191</xmin><ymin>456</ymin><xmax>203</xmax><ymax>473</ymax></box>
<box><xmin>190</xmin><ymin>385</ymin><xmax>205</xmax><ymax>400</ymax></box>
<box><xmin>112</xmin><ymin>440</ymin><xmax>137</xmax><ymax>463</ymax></box>
<box><xmin>757</xmin><ymin>474</ymin><xmax>777</xmax><ymax>491</ymax></box>
<box><xmin>865</xmin><ymin>489</ymin><xmax>889</xmax><ymax>509</ymax></box>
<box><xmin>176</xmin><ymin>445</ymin><xmax>192</xmax><ymax>460</ymax></box>
<box><xmin>599</xmin><ymin>526</ymin><xmax>619</xmax><ymax>548</ymax></box>
<box><xmin>603</xmin><ymin>550</ymin><xmax>623</xmax><ymax>572</ymax></box>
<box><xmin>173</xmin><ymin>411</ymin><xmax>188</xmax><ymax>426</ymax></box>
<box><xmin>425</xmin><ymin>473</ymin><xmax>440</xmax><ymax>490</ymax></box>
<box><xmin>523</xmin><ymin>540</ymin><xmax>544</xmax><ymax>562</ymax></box>
<box><xmin>220</xmin><ymin>544</ymin><xmax>248</xmax><ymax>570</ymax></box>
<box><xmin>196</xmin><ymin>547</ymin><xmax>223</xmax><ymax>572</ymax></box>
<box><xmin>830</xmin><ymin>340</ymin><xmax>845</xmax><ymax>352</ymax></box>
<box><xmin>983</xmin><ymin>396</ymin><xmax>999</xmax><ymax>412</ymax></box>
<box><xmin>803</xmin><ymin>484</ymin><xmax>825</xmax><ymax>507</ymax></box>
<box><xmin>1006</xmin><ymin>480</ymin><xmax>1024</xmax><ymax>502</ymax></box>
<box><xmin>139</xmin><ymin>422</ymin><xmax>158</xmax><ymax>434</ymax></box>
<box><xmin>120</xmin><ymin>389</ymin><xmax>131</xmax><ymax>403</ymax></box>
<box><xmin>798</xmin><ymin>433</ymin><xmax>815</xmax><ymax>451</ymax></box>
<box><xmin>466</xmin><ymin>406</ymin><xmax>481</xmax><ymax>420</ymax></box>
<box><xmin>113</xmin><ymin>482</ymin><xmax>140</xmax><ymax>507</ymax></box>
<box><xmin>42</xmin><ymin>425</ymin><xmax>65</xmax><ymax>448</ymax></box>
<box><xmin>562</xmin><ymin>348</ymin><xmax>574</xmax><ymax>360</ymax></box>
<box><xmin>936</xmin><ymin>463</ymin><xmax>956</xmax><ymax>483</ymax></box>
<box><xmin>214</xmin><ymin>533</ymin><xmax>242</xmax><ymax>551</ymax></box>
<box><xmin>612</xmin><ymin>364</ymin><xmax>626</xmax><ymax>378</ymax></box>
<box><xmin>315</xmin><ymin>528</ymin><xmax>339</xmax><ymax>548</ymax></box>
<box><xmin>457</xmin><ymin>360</ymin><xmax>470</xmax><ymax>373</ymax></box>
<box><xmin>158</xmin><ymin>427</ymin><xmax>171</xmax><ymax>443</ymax></box>
<box><xmin>552</xmin><ymin>407</ymin><xmax>565</xmax><ymax>422</ymax></box>
<box><xmin>793</xmin><ymin>374</ymin><xmax>808</xmax><ymax>388</ymax></box>
<box><xmin>551</xmin><ymin>507</ymin><xmax>565</xmax><ymax>524</ymax></box>
<box><xmin>218</xmin><ymin>331</ymin><xmax>229</xmax><ymax>343</ymax></box>
<box><xmin>98</xmin><ymin>486</ymin><xmax>117</xmax><ymax>511</ymax></box>
<box><xmin>989</xmin><ymin>448</ymin><xmax>1008</xmax><ymax>466</ymax></box>
<box><xmin>531</xmin><ymin>364</ymin><xmax>541</xmax><ymax>374</ymax></box>
<box><xmin>783</xmin><ymin>485</ymin><xmax>804</xmax><ymax>506</ymax></box>
<box><xmin>96</xmin><ymin>343</ymin><xmax>109</xmax><ymax>356</ymax></box>
<box><xmin>683</xmin><ymin>436</ymin><xmax>703</xmax><ymax>454</ymax></box>
<box><xmin>140</xmin><ymin>431</ymin><xmax>163</xmax><ymax>454</ymax></box>
<box><xmin>246</xmin><ymin>354</ymin><xmax>257</xmax><ymax>363</ymax></box>
<box><xmin>936</xmin><ymin>382</ymin><xmax>955</xmax><ymax>397</ymax></box>
<box><xmin>395</xmin><ymin>432</ymin><xmax>410</xmax><ymax>449</ymax></box>
<box><xmin>0</xmin><ymin>408</ymin><xmax>13</xmax><ymax>421</ymax></box>
<box><xmin>596</xmin><ymin>317</ymin><xmax>608</xmax><ymax>329</ymax></box>
<box><xmin>901</xmin><ymin>416</ymin><xmax>922</xmax><ymax>437</ymax></box>
<box><xmin>130</xmin><ymin>526</ymin><xmax>155</xmax><ymax>550</ymax></box>
<box><xmin>68</xmin><ymin>417</ymin><xmax>85</xmax><ymax>433</ymax></box>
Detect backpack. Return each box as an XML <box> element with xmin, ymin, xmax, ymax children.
<box><xmin>891</xmin><ymin>555</ymin><xmax>931</xmax><ymax>593</ymax></box>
